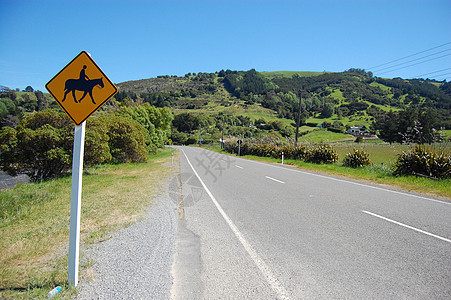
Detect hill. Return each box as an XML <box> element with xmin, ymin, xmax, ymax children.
<box><xmin>115</xmin><ymin>68</ymin><xmax>449</xmax><ymax>118</ymax></box>
<box><xmin>1</xmin><ymin>69</ymin><xmax>450</xmax><ymax>143</ymax></box>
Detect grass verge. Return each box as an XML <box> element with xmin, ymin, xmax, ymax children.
<box><xmin>203</xmin><ymin>144</ymin><xmax>450</xmax><ymax>199</ymax></box>
<box><xmin>0</xmin><ymin>147</ymin><xmax>177</xmax><ymax>299</ymax></box>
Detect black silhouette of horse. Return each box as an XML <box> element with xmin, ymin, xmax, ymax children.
<box><xmin>62</xmin><ymin>78</ymin><xmax>104</xmax><ymax>104</ymax></box>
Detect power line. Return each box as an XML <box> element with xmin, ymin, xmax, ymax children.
<box><xmin>372</xmin><ymin>48</ymin><xmax>451</xmax><ymax>72</ymax></box>
<box><xmin>378</xmin><ymin>53</ymin><xmax>451</xmax><ymax>75</ymax></box>
<box><xmin>368</xmin><ymin>41</ymin><xmax>451</xmax><ymax>70</ymax></box>
<box><xmin>414</xmin><ymin>67</ymin><xmax>451</xmax><ymax>78</ymax></box>
<box><xmin>430</xmin><ymin>72</ymin><xmax>451</xmax><ymax>78</ymax></box>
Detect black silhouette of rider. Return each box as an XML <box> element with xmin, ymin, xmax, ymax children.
<box><xmin>79</xmin><ymin>65</ymin><xmax>90</xmax><ymax>81</ymax></box>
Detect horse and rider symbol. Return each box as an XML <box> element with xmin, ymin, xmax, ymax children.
<box><xmin>62</xmin><ymin>65</ymin><xmax>104</xmax><ymax>105</ymax></box>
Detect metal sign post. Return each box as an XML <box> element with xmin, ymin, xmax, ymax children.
<box><xmin>46</xmin><ymin>51</ymin><xmax>117</xmax><ymax>287</ymax></box>
<box><xmin>68</xmin><ymin>122</ymin><xmax>86</xmax><ymax>286</ymax></box>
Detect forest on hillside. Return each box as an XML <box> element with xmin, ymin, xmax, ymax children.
<box><xmin>114</xmin><ymin>69</ymin><xmax>450</xmax><ymax>121</ymax></box>
<box><xmin>1</xmin><ymin>68</ymin><xmax>450</xmax><ymax>145</ymax></box>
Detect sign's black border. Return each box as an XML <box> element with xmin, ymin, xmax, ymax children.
<box><xmin>45</xmin><ymin>51</ymin><xmax>118</xmax><ymax>126</ymax></box>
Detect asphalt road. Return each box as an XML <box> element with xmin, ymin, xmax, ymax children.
<box><xmin>171</xmin><ymin>146</ymin><xmax>450</xmax><ymax>299</ymax></box>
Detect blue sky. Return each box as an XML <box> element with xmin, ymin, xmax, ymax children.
<box><xmin>1</xmin><ymin>0</ymin><xmax>450</xmax><ymax>92</ymax></box>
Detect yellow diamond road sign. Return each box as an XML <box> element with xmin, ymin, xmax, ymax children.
<box><xmin>46</xmin><ymin>51</ymin><xmax>118</xmax><ymax>125</ymax></box>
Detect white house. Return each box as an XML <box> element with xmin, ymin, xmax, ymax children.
<box><xmin>348</xmin><ymin>126</ymin><xmax>370</xmax><ymax>136</ymax></box>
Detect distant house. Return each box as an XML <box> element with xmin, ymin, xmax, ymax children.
<box><xmin>348</xmin><ymin>126</ymin><xmax>370</xmax><ymax>136</ymax></box>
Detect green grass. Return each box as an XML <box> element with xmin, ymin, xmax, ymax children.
<box><xmin>333</xmin><ymin>142</ymin><xmax>412</xmax><ymax>165</ymax></box>
<box><xmin>0</xmin><ymin>148</ymin><xmax>176</xmax><ymax>299</ymax></box>
<box><xmin>305</xmin><ymin>114</ymin><xmax>374</xmax><ymax>128</ymax></box>
<box><xmin>370</xmin><ymin>81</ymin><xmax>391</xmax><ymax>92</ymax></box>
<box><xmin>261</xmin><ymin>71</ymin><xmax>327</xmax><ymax>79</ymax></box>
<box><xmin>440</xmin><ymin>129</ymin><xmax>451</xmax><ymax>140</ymax></box>
<box><xmin>298</xmin><ymin>129</ymin><xmax>353</xmax><ymax>143</ymax></box>
<box><xmin>327</xmin><ymin>88</ymin><xmax>345</xmax><ymax>101</ymax></box>
<box><xmin>203</xmin><ymin>142</ymin><xmax>451</xmax><ymax>199</ymax></box>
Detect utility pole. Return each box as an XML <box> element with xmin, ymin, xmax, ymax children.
<box><xmin>295</xmin><ymin>90</ymin><xmax>302</xmax><ymax>146</ymax></box>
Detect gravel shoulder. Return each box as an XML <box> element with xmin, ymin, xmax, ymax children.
<box><xmin>75</xmin><ymin>170</ymin><xmax>178</xmax><ymax>300</ymax></box>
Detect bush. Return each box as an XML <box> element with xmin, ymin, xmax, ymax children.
<box><xmin>0</xmin><ymin>109</ymin><xmax>153</xmax><ymax>181</ymax></box>
<box><xmin>85</xmin><ymin>118</ymin><xmax>112</xmax><ymax>165</ymax></box>
<box><xmin>305</xmin><ymin>144</ymin><xmax>338</xmax><ymax>164</ymax></box>
<box><xmin>0</xmin><ymin>125</ymin><xmax>72</xmax><ymax>181</ymax></box>
<box><xmin>354</xmin><ymin>136</ymin><xmax>364</xmax><ymax>143</ymax></box>
<box><xmin>280</xmin><ymin>145</ymin><xmax>307</xmax><ymax>160</ymax></box>
<box><xmin>392</xmin><ymin>145</ymin><xmax>451</xmax><ymax>179</ymax></box>
<box><xmin>97</xmin><ymin>114</ymin><xmax>149</xmax><ymax>163</ymax></box>
<box><xmin>342</xmin><ymin>149</ymin><xmax>371</xmax><ymax>168</ymax></box>
<box><xmin>171</xmin><ymin>130</ymin><xmax>188</xmax><ymax>144</ymax></box>
<box><xmin>118</xmin><ymin>104</ymin><xmax>173</xmax><ymax>151</ymax></box>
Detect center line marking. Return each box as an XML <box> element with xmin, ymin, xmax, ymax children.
<box><xmin>265</xmin><ymin>176</ymin><xmax>285</xmax><ymax>184</ymax></box>
<box><xmin>182</xmin><ymin>149</ymin><xmax>291</xmax><ymax>300</ymax></box>
<box><xmin>235</xmin><ymin>165</ymin><xmax>244</xmax><ymax>169</ymax></box>
<box><xmin>362</xmin><ymin>210</ymin><xmax>451</xmax><ymax>244</ymax></box>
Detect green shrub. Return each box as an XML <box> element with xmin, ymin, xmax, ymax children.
<box><xmin>343</xmin><ymin>149</ymin><xmax>371</xmax><ymax>168</ymax></box>
<box><xmin>0</xmin><ymin>110</ymin><xmax>73</xmax><ymax>181</ymax></box>
<box><xmin>85</xmin><ymin>118</ymin><xmax>112</xmax><ymax>165</ymax></box>
<box><xmin>171</xmin><ymin>130</ymin><xmax>188</xmax><ymax>144</ymax></box>
<box><xmin>354</xmin><ymin>136</ymin><xmax>364</xmax><ymax>143</ymax></box>
<box><xmin>305</xmin><ymin>144</ymin><xmax>338</xmax><ymax>164</ymax></box>
<box><xmin>392</xmin><ymin>145</ymin><xmax>451</xmax><ymax>179</ymax></box>
<box><xmin>281</xmin><ymin>144</ymin><xmax>307</xmax><ymax>160</ymax></box>
<box><xmin>117</xmin><ymin>104</ymin><xmax>173</xmax><ymax>151</ymax></box>
<box><xmin>97</xmin><ymin>114</ymin><xmax>149</xmax><ymax>163</ymax></box>
<box><xmin>0</xmin><ymin>109</ymin><xmax>151</xmax><ymax>181</ymax></box>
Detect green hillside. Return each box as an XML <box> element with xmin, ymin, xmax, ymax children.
<box><xmin>261</xmin><ymin>71</ymin><xmax>327</xmax><ymax>79</ymax></box>
<box><xmin>1</xmin><ymin>68</ymin><xmax>450</xmax><ymax>143</ymax></box>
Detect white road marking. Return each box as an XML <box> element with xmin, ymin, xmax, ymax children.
<box><xmin>265</xmin><ymin>176</ymin><xmax>285</xmax><ymax>184</ymax></box>
<box><xmin>245</xmin><ymin>158</ymin><xmax>450</xmax><ymax>206</ymax></box>
<box><xmin>235</xmin><ymin>165</ymin><xmax>244</xmax><ymax>169</ymax></box>
<box><xmin>362</xmin><ymin>210</ymin><xmax>451</xmax><ymax>244</ymax></box>
<box><xmin>182</xmin><ymin>149</ymin><xmax>291</xmax><ymax>300</ymax></box>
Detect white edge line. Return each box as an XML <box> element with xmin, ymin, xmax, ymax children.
<box><xmin>235</xmin><ymin>165</ymin><xmax>244</xmax><ymax>169</ymax></box>
<box><xmin>245</xmin><ymin>158</ymin><xmax>450</xmax><ymax>206</ymax></box>
<box><xmin>362</xmin><ymin>210</ymin><xmax>451</xmax><ymax>244</ymax></box>
<box><xmin>182</xmin><ymin>149</ymin><xmax>291</xmax><ymax>300</ymax></box>
<box><xmin>265</xmin><ymin>176</ymin><xmax>285</xmax><ymax>184</ymax></box>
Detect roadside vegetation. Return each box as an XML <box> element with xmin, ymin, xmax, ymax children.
<box><xmin>0</xmin><ymin>148</ymin><xmax>176</xmax><ymax>299</ymax></box>
<box><xmin>209</xmin><ymin>139</ymin><xmax>450</xmax><ymax>198</ymax></box>
<box><xmin>0</xmin><ymin>98</ymin><xmax>175</xmax><ymax>298</ymax></box>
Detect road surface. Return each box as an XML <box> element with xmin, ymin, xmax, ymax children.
<box><xmin>171</xmin><ymin>146</ymin><xmax>450</xmax><ymax>299</ymax></box>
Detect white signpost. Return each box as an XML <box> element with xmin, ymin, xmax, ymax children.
<box><xmin>46</xmin><ymin>51</ymin><xmax>117</xmax><ymax>286</ymax></box>
<box><xmin>68</xmin><ymin>122</ymin><xmax>85</xmax><ymax>285</ymax></box>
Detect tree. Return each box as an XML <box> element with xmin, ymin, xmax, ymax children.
<box><xmin>375</xmin><ymin>110</ymin><xmax>398</xmax><ymax>144</ymax></box>
<box><xmin>173</xmin><ymin>113</ymin><xmax>200</xmax><ymax>133</ymax></box>
<box><xmin>376</xmin><ymin>107</ymin><xmax>442</xmax><ymax>145</ymax></box>
<box><xmin>0</xmin><ymin>101</ymin><xmax>7</xmax><ymax>119</ymax></box>
<box><xmin>25</xmin><ymin>86</ymin><xmax>34</xmax><ymax>92</ymax></box>
<box><xmin>170</xmin><ymin>129</ymin><xmax>188</xmax><ymax>144</ymax></box>
<box><xmin>35</xmin><ymin>91</ymin><xmax>48</xmax><ymax>111</ymax></box>
<box><xmin>0</xmin><ymin>109</ymin><xmax>115</xmax><ymax>181</ymax></box>
<box><xmin>97</xmin><ymin>114</ymin><xmax>148</xmax><ymax>163</ymax></box>
<box><xmin>1</xmin><ymin>115</ymin><xmax>19</xmax><ymax>128</ymax></box>
<box><xmin>320</xmin><ymin>102</ymin><xmax>335</xmax><ymax>118</ymax></box>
